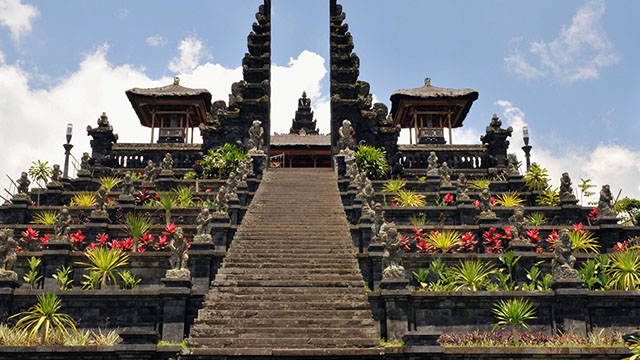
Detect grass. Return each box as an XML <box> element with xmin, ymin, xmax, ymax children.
<box><xmin>157</xmin><ymin>339</ymin><xmax>188</xmax><ymax>348</ymax></box>
<box><xmin>379</xmin><ymin>338</ymin><xmax>404</xmax><ymax>347</ymax></box>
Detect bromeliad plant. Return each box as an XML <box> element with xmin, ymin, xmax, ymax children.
<box><xmin>77</xmin><ymin>247</ymin><xmax>130</xmax><ymax>289</ymax></box>
<box><xmin>492</xmin><ymin>298</ymin><xmax>537</xmax><ymax>345</ymax></box>
<box><xmin>468</xmin><ymin>177</ymin><xmax>491</xmax><ymax>191</ymax></box>
<box><xmin>569</xmin><ymin>223</ymin><xmax>600</xmax><ymax>253</ymax></box>
<box><xmin>495</xmin><ymin>191</ymin><xmax>525</xmax><ymax>207</ymax></box>
<box><xmin>98</xmin><ymin>176</ymin><xmax>121</xmax><ymax>192</ymax></box>
<box><xmin>606</xmin><ymin>250</ymin><xmax>640</xmax><ymax>291</ymax></box>
<box><xmin>525</xmin><ymin>212</ymin><xmax>547</xmax><ymax>226</ymax></box>
<box><xmin>393</xmin><ymin>190</ymin><xmax>426</xmax><ymax>207</ymax></box>
<box><xmin>9</xmin><ymin>293</ymin><xmax>77</xmax><ymax>345</ymax></box>
<box><xmin>449</xmin><ymin>259</ymin><xmax>497</xmax><ymax>291</ymax></box>
<box><xmin>382</xmin><ymin>178</ymin><xmax>407</xmax><ymax>205</ymax></box>
<box><xmin>70</xmin><ymin>192</ymin><xmax>97</xmax><ymax>207</ymax></box>
<box><xmin>426</xmin><ymin>230</ymin><xmax>461</xmax><ymax>253</ymax></box>
<box><xmin>32</xmin><ymin>210</ymin><xmax>59</xmax><ymax>225</ymax></box>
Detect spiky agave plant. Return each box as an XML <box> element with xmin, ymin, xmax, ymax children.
<box><xmin>570</xmin><ymin>230</ymin><xmax>600</xmax><ymax>253</ymax></box>
<box><xmin>32</xmin><ymin>210</ymin><xmax>59</xmax><ymax>225</ymax></box>
<box><xmin>98</xmin><ymin>176</ymin><xmax>122</xmax><ymax>192</ymax></box>
<box><xmin>468</xmin><ymin>177</ymin><xmax>491</xmax><ymax>191</ymax></box>
<box><xmin>449</xmin><ymin>258</ymin><xmax>497</xmax><ymax>291</ymax></box>
<box><xmin>393</xmin><ymin>190</ymin><xmax>426</xmax><ymax>207</ymax></box>
<box><xmin>495</xmin><ymin>191</ymin><xmax>525</xmax><ymax>207</ymax></box>
<box><xmin>606</xmin><ymin>250</ymin><xmax>640</xmax><ymax>291</ymax></box>
<box><xmin>156</xmin><ymin>193</ymin><xmax>177</xmax><ymax>224</ymax></box>
<box><xmin>10</xmin><ymin>293</ymin><xmax>77</xmax><ymax>344</ymax></box>
<box><xmin>171</xmin><ymin>185</ymin><xmax>196</xmax><ymax>207</ymax></box>
<box><xmin>426</xmin><ymin>230</ymin><xmax>461</xmax><ymax>253</ymax></box>
<box><xmin>492</xmin><ymin>298</ymin><xmax>537</xmax><ymax>345</ymax></box>
<box><xmin>124</xmin><ymin>213</ymin><xmax>152</xmax><ymax>252</ymax></box>
<box><xmin>70</xmin><ymin>192</ymin><xmax>97</xmax><ymax>207</ymax></box>
<box><xmin>77</xmin><ymin>247</ymin><xmax>130</xmax><ymax>289</ymax></box>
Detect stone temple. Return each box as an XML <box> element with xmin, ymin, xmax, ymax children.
<box><xmin>0</xmin><ymin>1</ymin><xmax>638</xmax><ymax>359</ymax></box>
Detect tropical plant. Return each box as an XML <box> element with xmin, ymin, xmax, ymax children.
<box><xmin>118</xmin><ymin>269</ymin><xmax>141</xmax><ymax>289</ymax></box>
<box><xmin>70</xmin><ymin>192</ymin><xmax>97</xmax><ymax>207</ymax></box>
<box><xmin>124</xmin><ymin>213</ymin><xmax>152</xmax><ymax>252</ymax></box>
<box><xmin>28</xmin><ymin>160</ymin><xmax>52</xmax><ymax>187</ymax></box>
<box><xmin>354</xmin><ymin>144</ymin><xmax>387</xmax><ymax>180</ymax></box>
<box><xmin>569</xmin><ymin>229</ymin><xmax>600</xmax><ymax>253</ymax></box>
<box><xmin>536</xmin><ymin>187</ymin><xmax>560</xmax><ymax>207</ymax></box>
<box><xmin>578</xmin><ymin>178</ymin><xmax>596</xmax><ymax>206</ymax></box>
<box><xmin>521</xmin><ymin>262</ymin><xmax>552</xmax><ymax>291</ymax></box>
<box><xmin>171</xmin><ymin>185</ymin><xmax>196</xmax><ymax>207</ymax></box>
<box><xmin>23</xmin><ymin>256</ymin><xmax>43</xmax><ymax>289</ymax></box>
<box><xmin>52</xmin><ymin>265</ymin><xmax>73</xmax><ymax>290</ymax></box>
<box><xmin>498</xmin><ymin>251</ymin><xmax>521</xmax><ymax>279</ymax></box>
<box><xmin>492</xmin><ymin>298</ymin><xmax>537</xmax><ymax>344</ymax></box>
<box><xmin>76</xmin><ymin>247</ymin><xmax>130</xmax><ymax>289</ymax></box>
<box><xmin>625</xmin><ymin>335</ymin><xmax>640</xmax><ymax>360</ymax></box>
<box><xmin>426</xmin><ymin>230</ymin><xmax>461</xmax><ymax>253</ymax></box>
<box><xmin>10</xmin><ymin>293</ymin><xmax>77</xmax><ymax>344</ymax></box>
<box><xmin>393</xmin><ymin>190</ymin><xmax>426</xmax><ymax>207</ymax></box>
<box><xmin>614</xmin><ymin>197</ymin><xmax>640</xmax><ymax>226</ymax></box>
<box><xmin>495</xmin><ymin>191</ymin><xmax>525</xmax><ymax>207</ymax></box>
<box><xmin>579</xmin><ymin>256</ymin><xmax>611</xmax><ymax>290</ymax></box>
<box><xmin>98</xmin><ymin>176</ymin><xmax>121</xmax><ymax>192</ymax></box>
<box><xmin>412</xmin><ymin>268</ymin><xmax>430</xmax><ymax>290</ymax></box>
<box><xmin>32</xmin><ymin>210</ymin><xmax>59</xmax><ymax>225</ymax></box>
<box><xmin>382</xmin><ymin>178</ymin><xmax>407</xmax><ymax>205</ymax></box>
<box><xmin>468</xmin><ymin>177</ymin><xmax>491</xmax><ymax>191</ymax></box>
<box><xmin>523</xmin><ymin>164</ymin><xmax>549</xmax><ymax>191</ymax></box>
<box><xmin>198</xmin><ymin>143</ymin><xmax>247</xmax><ymax>179</ymax></box>
<box><xmin>409</xmin><ymin>214</ymin><xmax>428</xmax><ymax>227</ymax></box>
<box><xmin>606</xmin><ymin>250</ymin><xmax>640</xmax><ymax>290</ymax></box>
<box><xmin>81</xmin><ymin>271</ymin><xmax>102</xmax><ymax>290</ymax></box>
<box><xmin>525</xmin><ymin>212</ymin><xmax>547</xmax><ymax>226</ymax></box>
<box><xmin>449</xmin><ymin>259</ymin><xmax>497</xmax><ymax>291</ymax></box>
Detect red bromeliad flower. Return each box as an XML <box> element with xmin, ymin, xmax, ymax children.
<box><xmin>205</xmin><ymin>188</ymin><xmax>211</xmax><ymax>193</ymax></box>
<box><xmin>413</xmin><ymin>227</ymin><xmax>423</xmax><ymax>237</ymax></box>
<box><xmin>526</xmin><ymin>228</ymin><xmax>541</xmax><ymax>245</ymax></box>
<box><xmin>490</xmin><ymin>197</ymin><xmax>496</xmax><ymax>206</ymax></box>
<box><xmin>572</xmin><ymin>222</ymin><xmax>585</xmax><ymax>233</ymax></box>
<box><xmin>38</xmin><ymin>234</ymin><xmax>51</xmax><ymax>249</ymax></box>
<box><xmin>458</xmin><ymin>232</ymin><xmax>476</xmax><ymax>252</ymax></box>
<box><xmin>402</xmin><ymin>235</ymin><xmax>411</xmax><ymax>251</ymax></box>
<box><xmin>546</xmin><ymin>230</ymin><xmax>559</xmax><ymax>245</ymax></box>
<box><xmin>416</xmin><ymin>239</ymin><xmax>429</xmax><ymax>253</ymax></box>
<box><xmin>443</xmin><ymin>193</ymin><xmax>454</xmax><ymax>204</ymax></box>
<box><xmin>588</xmin><ymin>208</ymin><xmax>598</xmax><ymax>220</ymax></box>
<box><xmin>121</xmin><ymin>237</ymin><xmax>133</xmax><ymax>251</ymax></box>
<box><xmin>614</xmin><ymin>241</ymin><xmax>629</xmax><ymax>252</ymax></box>
<box><xmin>21</xmin><ymin>226</ymin><xmax>40</xmax><ymax>243</ymax></box>
<box><xmin>86</xmin><ymin>242</ymin><xmax>99</xmax><ymax>250</ymax></box>
<box><xmin>536</xmin><ymin>247</ymin><xmax>544</xmax><ymax>255</ymax></box>
<box><xmin>154</xmin><ymin>235</ymin><xmax>169</xmax><ymax>250</ymax></box>
<box><xmin>164</xmin><ymin>223</ymin><xmax>176</xmax><ymax>234</ymax></box>
<box><xmin>503</xmin><ymin>226</ymin><xmax>512</xmax><ymax>239</ymax></box>
<box><xmin>96</xmin><ymin>233</ymin><xmax>109</xmax><ymax>245</ymax></box>
<box><xmin>392</xmin><ymin>202</ymin><xmax>398</xmax><ymax>207</ymax></box>
<box><xmin>472</xmin><ymin>200</ymin><xmax>480</xmax><ymax>207</ymax></box>
<box><xmin>138</xmin><ymin>233</ymin><xmax>155</xmax><ymax>252</ymax></box>
<box><xmin>69</xmin><ymin>230</ymin><xmax>86</xmax><ymax>250</ymax></box>
<box><xmin>482</xmin><ymin>226</ymin><xmax>504</xmax><ymax>254</ymax></box>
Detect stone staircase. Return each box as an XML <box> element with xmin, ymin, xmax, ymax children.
<box><xmin>184</xmin><ymin>168</ymin><xmax>382</xmax><ymax>358</ymax></box>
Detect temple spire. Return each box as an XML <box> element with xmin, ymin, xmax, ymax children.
<box><xmin>289</xmin><ymin>91</ymin><xmax>318</xmax><ymax>135</ymax></box>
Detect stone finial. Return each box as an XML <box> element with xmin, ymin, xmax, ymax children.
<box><xmin>508</xmin><ymin>208</ymin><xmax>528</xmax><ymax>245</ymax></box>
<box><xmin>424</xmin><ymin>77</ymin><xmax>431</xmax><ymax>86</ymax></box>
<box><xmin>456</xmin><ymin>173</ymin><xmax>470</xmax><ymax>201</ymax></box>
<box><xmin>53</xmin><ymin>206</ymin><xmax>72</xmax><ymax>243</ymax></box>
<box><xmin>173</xmin><ymin>76</ymin><xmax>180</xmax><ymax>85</ymax></box>
<box><xmin>439</xmin><ymin>162</ymin><xmax>452</xmax><ymax>187</ymax></box>
<box><xmin>0</xmin><ymin>229</ymin><xmax>18</xmax><ymax>281</ymax></box>
<box><xmin>371</xmin><ymin>203</ymin><xmax>385</xmax><ymax>244</ymax></box>
<box><xmin>194</xmin><ymin>208</ymin><xmax>214</xmax><ymax>244</ymax></box>
<box><xmin>552</xmin><ymin>229</ymin><xmax>579</xmax><ymax>281</ymax></box>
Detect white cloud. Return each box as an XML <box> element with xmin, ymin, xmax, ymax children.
<box><xmin>505</xmin><ymin>0</ymin><xmax>620</xmax><ymax>83</ymax></box>
<box><xmin>0</xmin><ymin>45</ymin><xmax>332</xmax><ymax>196</ymax></box>
<box><xmin>271</xmin><ymin>50</ymin><xmax>329</xmax><ymax>134</ymax></box>
<box><xmin>168</xmin><ymin>36</ymin><xmax>208</xmax><ymax>74</ymax></box>
<box><xmin>145</xmin><ymin>35</ymin><xmax>167</xmax><ymax>47</ymax></box>
<box><xmin>495</xmin><ymin>100</ymin><xmax>640</xmax><ymax>200</ymax></box>
<box><xmin>0</xmin><ymin>0</ymin><xmax>38</xmax><ymax>41</ymax></box>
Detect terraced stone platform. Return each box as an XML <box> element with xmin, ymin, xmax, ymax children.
<box><xmin>184</xmin><ymin>168</ymin><xmax>383</xmax><ymax>358</ymax></box>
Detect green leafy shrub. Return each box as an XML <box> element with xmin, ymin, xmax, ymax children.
<box><xmin>537</xmin><ymin>187</ymin><xmax>560</xmax><ymax>207</ymax></box>
<box><xmin>193</xmin><ymin>143</ymin><xmax>247</xmax><ymax>179</ymax></box>
<box><xmin>53</xmin><ymin>265</ymin><xmax>73</xmax><ymax>290</ymax></box>
<box><xmin>354</xmin><ymin>145</ymin><xmax>387</xmax><ymax>180</ymax></box>
<box><xmin>523</xmin><ymin>164</ymin><xmax>550</xmax><ymax>191</ymax></box>
<box><xmin>23</xmin><ymin>256</ymin><xmax>42</xmax><ymax>289</ymax></box>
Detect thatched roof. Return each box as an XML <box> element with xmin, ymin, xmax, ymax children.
<box><xmin>126</xmin><ymin>78</ymin><xmax>212</xmax><ymax>100</ymax></box>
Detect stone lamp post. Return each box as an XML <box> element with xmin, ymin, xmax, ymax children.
<box><xmin>521</xmin><ymin>125</ymin><xmax>532</xmax><ymax>172</ymax></box>
<box><xmin>63</xmin><ymin>123</ymin><xmax>73</xmax><ymax>179</ymax></box>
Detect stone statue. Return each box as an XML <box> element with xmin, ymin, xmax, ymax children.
<box><xmin>597</xmin><ymin>184</ymin><xmax>615</xmax><ymax>219</ymax></box>
<box><xmin>0</xmin><ymin>229</ymin><xmax>18</xmax><ymax>280</ymax></box>
<box><xmin>161</xmin><ymin>153</ymin><xmax>174</xmax><ymax>170</ymax></box>
<box><xmin>426</xmin><ymin>152</ymin><xmax>439</xmax><ymax>177</ymax></box>
<box><xmin>478</xmin><ymin>185</ymin><xmax>495</xmax><ymax>218</ymax></box>
<box><xmin>95</xmin><ymin>186</ymin><xmax>108</xmax><ymax>211</ymax></box>
<box><xmin>559</xmin><ymin>172</ymin><xmax>576</xmax><ymax>202</ymax></box>
<box><xmin>248</xmin><ymin>120</ymin><xmax>264</xmax><ymax>154</ymax></box>
<box><xmin>80</xmin><ymin>152</ymin><xmax>91</xmax><ymax>171</ymax></box>
<box><xmin>337</xmin><ymin>119</ymin><xmax>355</xmax><ymax>153</ymax></box>
<box><xmin>166</xmin><ymin>227</ymin><xmax>190</xmax><ymax>279</ymax></box>
<box><xmin>552</xmin><ymin>229</ymin><xmax>579</xmax><ymax>280</ymax></box>
<box><xmin>381</xmin><ymin>222</ymin><xmax>405</xmax><ymax>280</ymax></box>
<box><xmin>359</xmin><ymin>177</ymin><xmax>375</xmax><ymax>218</ymax></box>
<box><xmin>371</xmin><ymin>203</ymin><xmax>385</xmax><ymax>244</ymax></box>
<box><xmin>507</xmin><ymin>154</ymin><xmax>520</xmax><ymax>176</ymax></box>
<box><xmin>49</xmin><ymin>164</ymin><xmax>62</xmax><ymax>185</ymax></box>
<box><xmin>456</xmin><ymin>173</ymin><xmax>470</xmax><ymax>201</ymax></box>
<box><xmin>214</xmin><ymin>185</ymin><xmax>230</xmax><ymax>214</ymax></box>
<box><xmin>345</xmin><ymin>152</ymin><xmax>357</xmax><ymax>181</ymax></box>
<box><xmin>298</xmin><ymin>91</ymin><xmax>311</xmax><ymax>108</ymax></box>
<box><xmin>143</xmin><ymin>160</ymin><xmax>160</xmax><ymax>182</ymax></box>
<box><xmin>53</xmin><ymin>206</ymin><xmax>72</xmax><ymax>243</ymax></box>
<box><xmin>226</xmin><ymin>171</ymin><xmax>240</xmax><ymax>201</ymax></box>
<box><xmin>119</xmin><ymin>172</ymin><xmax>135</xmax><ymax>199</ymax></box>
<box><xmin>508</xmin><ymin>208</ymin><xmax>528</xmax><ymax>245</ymax></box>
<box><xmin>194</xmin><ymin>208</ymin><xmax>214</xmax><ymax>244</ymax></box>
<box><xmin>15</xmin><ymin>172</ymin><xmax>30</xmax><ymax>196</ymax></box>
<box><xmin>439</xmin><ymin>162</ymin><xmax>452</xmax><ymax>187</ymax></box>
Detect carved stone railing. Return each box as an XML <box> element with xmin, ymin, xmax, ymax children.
<box><xmin>394</xmin><ymin>144</ymin><xmax>489</xmax><ymax>170</ymax></box>
<box><xmin>112</xmin><ymin>143</ymin><xmax>203</xmax><ymax>169</ymax></box>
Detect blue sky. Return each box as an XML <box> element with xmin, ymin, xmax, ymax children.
<box><xmin>0</xmin><ymin>0</ymin><xmax>638</xmax><ymax>198</ymax></box>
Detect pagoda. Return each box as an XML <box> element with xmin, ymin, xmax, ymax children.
<box><xmin>125</xmin><ymin>77</ymin><xmax>212</xmax><ymax>144</ymax></box>
<box><xmin>289</xmin><ymin>91</ymin><xmax>319</xmax><ymax>135</ymax></box>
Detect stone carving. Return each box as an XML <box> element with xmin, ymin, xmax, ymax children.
<box><xmin>87</xmin><ymin>112</ymin><xmax>118</xmax><ymax>166</ymax></box>
<box><xmin>559</xmin><ymin>172</ymin><xmax>576</xmax><ymax>202</ymax></box>
<box><xmin>248</xmin><ymin>120</ymin><xmax>264</xmax><ymax>154</ymax></box>
<box><xmin>371</xmin><ymin>203</ymin><xmax>385</xmax><ymax>244</ymax></box>
<box><xmin>119</xmin><ymin>172</ymin><xmax>135</xmax><ymax>200</ymax></box>
<box><xmin>143</xmin><ymin>160</ymin><xmax>160</xmax><ymax>182</ymax></box>
<box><xmin>456</xmin><ymin>173</ymin><xmax>470</xmax><ymax>201</ymax></box>
<box><xmin>426</xmin><ymin>152</ymin><xmax>439</xmax><ymax>176</ymax></box>
<box><xmin>161</xmin><ymin>153</ymin><xmax>174</xmax><ymax>170</ymax></box>
<box><xmin>194</xmin><ymin>208</ymin><xmax>214</xmax><ymax>243</ymax></box>
<box><xmin>0</xmin><ymin>229</ymin><xmax>18</xmax><ymax>280</ymax></box>
<box><xmin>508</xmin><ymin>208</ymin><xmax>528</xmax><ymax>246</ymax></box>
<box><xmin>53</xmin><ymin>206</ymin><xmax>72</xmax><ymax>243</ymax></box>
<box><xmin>597</xmin><ymin>184</ymin><xmax>615</xmax><ymax>218</ymax></box>
<box><xmin>214</xmin><ymin>185</ymin><xmax>231</xmax><ymax>215</ymax></box>
<box><xmin>478</xmin><ymin>185</ymin><xmax>496</xmax><ymax>218</ymax></box>
<box><xmin>381</xmin><ymin>222</ymin><xmax>405</xmax><ymax>280</ymax></box>
<box><xmin>552</xmin><ymin>229</ymin><xmax>579</xmax><ymax>281</ymax></box>
<box><xmin>359</xmin><ymin>177</ymin><xmax>375</xmax><ymax>218</ymax></box>
<box><xmin>345</xmin><ymin>152</ymin><xmax>357</xmax><ymax>181</ymax></box>
<box><xmin>439</xmin><ymin>162</ymin><xmax>452</xmax><ymax>187</ymax></box>
<box><xmin>480</xmin><ymin>114</ymin><xmax>513</xmax><ymax>168</ymax></box>
<box><xmin>49</xmin><ymin>164</ymin><xmax>63</xmax><ymax>186</ymax></box>
<box><xmin>15</xmin><ymin>172</ymin><xmax>30</xmax><ymax>197</ymax></box>
<box><xmin>78</xmin><ymin>152</ymin><xmax>92</xmax><ymax>176</ymax></box>
<box><xmin>165</xmin><ymin>227</ymin><xmax>190</xmax><ymax>279</ymax></box>
<box><xmin>507</xmin><ymin>153</ymin><xmax>520</xmax><ymax>176</ymax></box>
<box><xmin>337</xmin><ymin>119</ymin><xmax>355</xmax><ymax>153</ymax></box>
<box><xmin>91</xmin><ymin>186</ymin><xmax>108</xmax><ymax>218</ymax></box>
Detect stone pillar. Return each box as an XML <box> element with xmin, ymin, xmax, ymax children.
<box><xmin>250</xmin><ymin>154</ymin><xmax>267</xmax><ymax>179</ymax></box>
<box><xmin>42</xmin><ymin>242</ymin><xmax>72</xmax><ymax>290</ymax></box>
<box><xmin>367</xmin><ymin>243</ymin><xmax>384</xmax><ymax>291</ymax></box>
<box><xmin>190</xmin><ymin>239</ymin><xmax>214</xmax><ymax>290</ymax></box>
<box><xmin>115</xmin><ymin>329</ymin><xmax>159</xmax><ymax>360</ymax></box>
<box><xmin>378</xmin><ymin>287</ymin><xmax>410</xmax><ymax>341</ymax></box>
<box><xmin>211</xmin><ymin>214</ymin><xmax>231</xmax><ymax>251</ymax></box>
<box><xmin>553</xmin><ymin>288</ymin><xmax>588</xmax><ymax>336</ymax></box>
<box><xmin>334</xmin><ymin>154</ymin><xmax>346</xmax><ymax>179</ymax></box>
<box><xmin>161</xmin><ymin>278</ymin><xmax>192</xmax><ymax>343</ymax></box>
<box><xmin>358</xmin><ymin>215</ymin><xmax>373</xmax><ymax>253</ymax></box>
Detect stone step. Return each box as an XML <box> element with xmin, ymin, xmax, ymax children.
<box><xmin>202</xmin><ymin>300</ymin><xmax>370</xmax><ymax>311</ymax></box>
<box><xmin>187</xmin><ymin>336</ymin><xmax>379</xmax><ymax>349</ymax></box>
<box><xmin>213</xmin><ymin>279</ymin><xmax>365</xmax><ymax>287</ymax></box>
<box><xmin>194</xmin><ymin>308</ymin><xmax>374</xmax><ymax>320</ymax></box>
<box><xmin>193</xmin><ymin>317</ymin><xmax>376</xmax><ymax>329</ymax></box>
<box><xmin>216</xmin><ymin>268</ymin><xmax>360</xmax><ymax>276</ymax></box>
<box><xmin>190</xmin><ymin>326</ymin><xmax>378</xmax><ymax>338</ymax></box>
<box><xmin>211</xmin><ymin>286</ymin><xmax>367</xmax><ymax>296</ymax></box>
<box><xmin>204</xmin><ymin>293</ymin><xmax>367</xmax><ymax>304</ymax></box>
